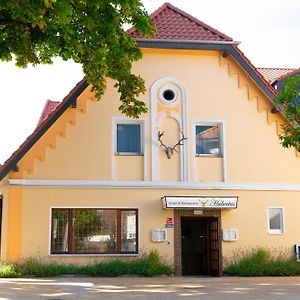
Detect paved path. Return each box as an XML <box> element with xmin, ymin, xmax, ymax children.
<box><xmin>1</xmin><ymin>276</ymin><xmax>300</xmax><ymax>299</ymax></box>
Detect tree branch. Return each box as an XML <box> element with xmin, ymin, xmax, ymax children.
<box><xmin>0</xmin><ymin>19</ymin><xmax>26</xmax><ymax>26</ymax></box>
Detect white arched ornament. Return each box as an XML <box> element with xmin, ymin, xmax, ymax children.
<box><xmin>150</xmin><ymin>77</ymin><xmax>188</xmax><ymax>181</ymax></box>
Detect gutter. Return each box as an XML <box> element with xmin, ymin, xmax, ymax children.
<box><xmin>136</xmin><ymin>38</ymin><xmax>241</xmax><ymax>45</ymax></box>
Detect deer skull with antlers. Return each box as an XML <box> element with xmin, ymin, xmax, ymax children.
<box><xmin>158</xmin><ymin>131</ymin><xmax>188</xmax><ymax>159</ymax></box>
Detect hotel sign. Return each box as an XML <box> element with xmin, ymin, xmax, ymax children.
<box><xmin>162</xmin><ymin>196</ymin><xmax>238</xmax><ymax>209</ymax></box>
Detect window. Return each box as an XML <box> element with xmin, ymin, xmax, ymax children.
<box><xmin>159</xmin><ymin>85</ymin><xmax>178</xmax><ymax>104</ymax></box>
<box><xmin>51</xmin><ymin>208</ymin><xmax>138</xmax><ymax>254</ymax></box>
<box><xmin>195</xmin><ymin>124</ymin><xmax>221</xmax><ymax>156</ymax></box>
<box><xmin>268</xmin><ymin>207</ymin><xmax>284</xmax><ymax>234</ymax></box>
<box><xmin>116</xmin><ymin>123</ymin><xmax>142</xmax><ymax>154</ymax></box>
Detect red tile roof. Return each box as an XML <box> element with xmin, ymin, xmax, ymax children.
<box><xmin>37</xmin><ymin>99</ymin><xmax>60</xmax><ymax>126</ymax></box>
<box><xmin>257</xmin><ymin>68</ymin><xmax>296</xmax><ymax>83</ymax></box>
<box><xmin>275</xmin><ymin>67</ymin><xmax>300</xmax><ymax>82</ymax></box>
<box><xmin>128</xmin><ymin>2</ymin><xmax>232</xmax><ymax>42</ymax></box>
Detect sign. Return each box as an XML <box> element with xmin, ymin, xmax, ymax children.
<box><xmin>162</xmin><ymin>196</ymin><xmax>238</xmax><ymax>209</ymax></box>
<box><xmin>165</xmin><ymin>217</ymin><xmax>174</xmax><ymax>228</ymax></box>
<box><xmin>166</xmin><ymin>217</ymin><xmax>173</xmax><ymax>225</ymax></box>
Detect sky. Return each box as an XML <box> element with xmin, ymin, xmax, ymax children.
<box><xmin>0</xmin><ymin>0</ymin><xmax>299</xmax><ymax>164</ymax></box>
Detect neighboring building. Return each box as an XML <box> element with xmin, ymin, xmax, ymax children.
<box><xmin>257</xmin><ymin>68</ymin><xmax>296</xmax><ymax>84</ymax></box>
<box><xmin>1</xmin><ymin>3</ymin><xmax>300</xmax><ymax>276</ymax></box>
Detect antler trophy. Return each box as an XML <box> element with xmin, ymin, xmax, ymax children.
<box><xmin>158</xmin><ymin>131</ymin><xmax>188</xmax><ymax>159</ymax></box>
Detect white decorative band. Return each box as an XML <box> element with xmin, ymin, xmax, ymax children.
<box><xmin>7</xmin><ymin>179</ymin><xmax>300</xmax><ymax>191</ymax></box>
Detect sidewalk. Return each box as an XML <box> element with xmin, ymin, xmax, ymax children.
<box><xmin>1</xmin><ymin>276</ymin><xmax>300</xmax><ymax>299</ymax></box>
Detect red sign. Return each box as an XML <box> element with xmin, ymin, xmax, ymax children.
<box><xmin>166</xmin><ymin>217</ymin><xmax>173</xmax><ymax>225</ymax></box>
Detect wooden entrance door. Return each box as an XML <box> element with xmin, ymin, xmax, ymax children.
<box><xmin>181</xmin><ymin>217</ymin><xmax>220</xmax><ymax>276</ymax></box>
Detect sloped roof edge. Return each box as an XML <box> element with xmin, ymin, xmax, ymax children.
<box><xmin>0</xmin><ymin>78</ymin><xmax>88</xmax><ymax>181</ymax></box>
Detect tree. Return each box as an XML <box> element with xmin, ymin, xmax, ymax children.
<box><xmin>0</xmin><ymin>0</ymin><xmax>155</xmax><ymax>118</ymax></box>
<box><xmin>275</xmin><ymin>74</ymin><xmax>300</xmax><ymax>152</ymax></box>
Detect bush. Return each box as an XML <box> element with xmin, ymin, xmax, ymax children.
<box><xmin>225</xmin><ymin>247</ymin><xmax>300</xmax><ymax>276</ymax></box>
<box><xmin>0</xmin><ymin>262</ymin><xmax>21</xmax><ymax>278</ymax></box>
<box><xmin>0</xmin><ymin>250</ymin><xmax>173</xmax><ymax>278</ymax></box>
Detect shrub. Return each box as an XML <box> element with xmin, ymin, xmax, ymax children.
<box><xmin>225</xmin><ymin>247</ymin><xmax>300</xmax><ymax>276</ymax></box>
<box><xmin>0</xmin><ymin>250</ymin><xmax>173</xmax><ymax>278</ymax></box>
<box><xmin>0</xmin><ymin>262</ymin><xmax>21</xmax><ymax>278</ymax></box>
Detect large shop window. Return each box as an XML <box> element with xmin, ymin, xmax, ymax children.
<box><xmin>268</xmin><ymin>207</ymin><xmax>284</xmax><ymax>234</ymax></box>
<box><xmin>116</xmin><ymin>123</ymin><xmax>142</xmax><ymax>154</ymax></box>
<box><xmin>51</xmin><ymin>208</ymin><xmax>138</xmax><ymax>254</ymax></box>
<box><xmin>195</xmin><ymin>124</ymin><xmax>222</xmax><ymax>156</ymax></box>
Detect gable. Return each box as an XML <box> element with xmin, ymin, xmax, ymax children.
<box><xmin>0</xmin><ymin>2</ymin><xmax>298</xmax><ymax>184</ymax></box>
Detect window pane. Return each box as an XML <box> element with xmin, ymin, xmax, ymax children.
<box><xmin>195</xmin><ymin>125</ymin><xmax>220</xmax><ymax>155</ymax></box>
<box><xmin>52</xmin><ymin>210</ymin><xmax>69</xmax><ymax>252</ymax></box>
<box><xmin>121</xmin><ymin>210</ymin><xmax>137</xmax><ymax>252</ymax></box>
<box><xmin>117</xmin><ymin>124</ymin><xmax>141</xmax><ymax>154</ymax></box>
<box><xmin>269</xmin><ymin>208</ymin><xmax>282</xmax><ymax>231</ymax></box>
<box><xmin>73</xmin><ymin>209</ymin><xmax>117</xmax><ymax>253</ymax></box>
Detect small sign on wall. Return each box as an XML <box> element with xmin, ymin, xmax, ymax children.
<box><xmin>165</xmin><ymin>217</ymin><xmax>174</xmax><ymax>228</ymax></box>
<box><xmin>223</xmin><ymin>228</ymin><xmax>238</xmax><ymax>241</ymax></box>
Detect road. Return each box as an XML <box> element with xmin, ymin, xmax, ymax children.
<box><xmin>1</xmin><ymin>276</ymin><xmax>300</xmax><ymax>299</ymax></box>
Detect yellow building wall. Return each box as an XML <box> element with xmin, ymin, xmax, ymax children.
<box><xmin>1</xmin><ymin>187</ymin><xmax>298</xmax><ymax>264</ymax></box>
<box><xmin>16</xmin><ymin>49</ymin><xmax>300</xmax><ymax>184</ymax></box>
<box><xmin>20</xmin><ymin>188</ymin><xmax>174</xmax><ymax>264</ymax></box>
<box><xmin>221</xmin><ymin>190</ymin><xmax>300</xmax><ymax>262</ymax></box>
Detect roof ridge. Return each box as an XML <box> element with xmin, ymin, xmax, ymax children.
<box><xmin>160</xmin><ymin>2</ymin><xmax>232</xmax><ymax>41</ymax></box>
<box><xmin>127</xmin><ymin>2</ymin><xmax>232</xmax><ymax>41</ymax></box>
<box><xmin>258</xmin><ymin>67</ymin><xmax>296</xmax><ymax>70</ymax></box>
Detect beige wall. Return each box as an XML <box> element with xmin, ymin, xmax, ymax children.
<box><xmin>20</xmin><ymin>188</ymin><xmax>174</xmax><ymax>264</ymax></box>
<box><xmin>1</xmin><ymin>187</ymin><xmax>298</xmax><ymax>265</ymax></box>
<box><xmin>17</xmin><ymin>49</ymin><xmax>299</xmax><ymax>184</ymax></box>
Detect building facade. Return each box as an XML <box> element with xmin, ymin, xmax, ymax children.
<box><xmin>0</xmin><ymin>3</ymin><xmax>300</xmax><ymax>276</ymax></box>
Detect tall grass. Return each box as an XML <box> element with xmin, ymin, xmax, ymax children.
<box><xmin>225</xmin><ymin>247</ymin><xmax>300</xmax><ymax>276</ymax></box>
<box><xmin>0</xmin><ymin>250</ymin><xmax>173</xmax><ymax>278</ymax></box>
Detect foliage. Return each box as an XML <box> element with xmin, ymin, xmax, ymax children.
<box><xmin>0</xmin><ymin>0</ymin><xmax>156</xmax><ymax>118</ymax></box>
<box><xmin>225</xmin><ymin>247</ymin><xmax>300</xmax><ymax>276</ymax></box>
<box><xmin>275</xmin><ymin>74</ymin><xmax>300</xmax><ymax>152</ymax></box>
<box><xmin>0</xmin><ymin>262</ymin><xmax>21</xmax><ymax>278</ymax></box>
<box><xmin>0</xmin><ymin>250</ymin><xmax>173</xmax><ymax>277</ymax></box>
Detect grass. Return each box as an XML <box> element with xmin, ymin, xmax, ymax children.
<box><xmin>225</xmin><ymin>247</ymin><xmax>300</xmax><ymax>276</ymax></box>
<box><xmin>0</xmin><ymin>250</ymin><xmax>173</xmax><ymax>278</ymax></box>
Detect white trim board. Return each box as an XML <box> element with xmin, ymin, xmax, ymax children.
<box><xmin>8</xmin><ymin>179</ymin><xmax>300</xmax><ymax>191</ymax></box>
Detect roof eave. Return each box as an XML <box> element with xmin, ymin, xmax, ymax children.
<box><xmin>136</xmin><ymin>38</ymin><xmax>240</xmax><ymax>45</ymax></box>
<box><xmin>0</xmin><ymin>78</ymin><xmax>89</xmax><ymax>181</ymax></box>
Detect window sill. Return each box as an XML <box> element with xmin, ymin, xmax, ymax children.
<box><xmin>195</xmin><ymin>154</ymin><xmax>223</xmax><ymax>158</ymax></box>
<box><xmin>115</xmin><ymin>153</ymin><xmax>144</xmax><ymax>156</ymax></box>
<box><xmin>268</xmin><ymin>231</ymin><xmax>285</xmax><ymax>235</ymax></box>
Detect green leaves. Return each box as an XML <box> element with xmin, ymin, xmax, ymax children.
<box><xmin>0</xmin><ymin>0</ymin><xmax>155</xmax><ymax>118</ymax></box>
<box><xmin>275</xmin><ymin>74</ymin><xmax>300</xmax><ymax>152</ymax></box>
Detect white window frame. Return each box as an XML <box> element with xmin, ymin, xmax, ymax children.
<box><xmin>267</xmin><ymin>207</ymin><xmax>285</xmax><ymax>234</ymax></box>
<box><xmin>111</xmin><ymin>117</ymin><xmax>147</xmax><ymax>181</ymax></box>
<box><xmin>194</xmin><ymin>122</ymin><xmax>224</xmax><ymax>157</ymax></box>
<box><xmin>114</xmin><ymin>120</ymin><xmax>144</xmax><ymax>156</ymax></box>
